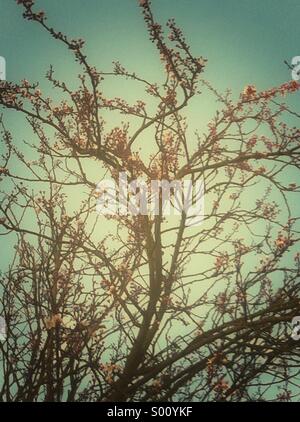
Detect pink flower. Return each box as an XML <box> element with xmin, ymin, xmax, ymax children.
<box><xmin>139</xmin><ymin>0</ymin><xmax>148</xmax><ymax>6</ymax></box>
<box><xmin>243</xmin><ymin>84</ymin><xmax>257</xmax><ymax>98</ymax></box>
<box><xmin>0</xmin><ymin>167</ymin><xmax>9</xmax><ymax>175</ymax></box>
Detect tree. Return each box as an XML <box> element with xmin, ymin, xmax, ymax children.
<box><xmin>0</xmin><ymin>0</ymin><xmax>300</xmax><ymax>402</ymax></box>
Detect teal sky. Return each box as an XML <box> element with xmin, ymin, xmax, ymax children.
<box><xmin>0</xmin><ymin>1</ymin><xmax>300</xmax><ymax>399</ymax></box>
<box><xmin>0</xmin><ymin>0</ymin><xmax>300</xmax><ymax>267</ymax></box>
<box><xmin>1</xmin><ymin>1</ymin><xmax>300</xmax><ymax>253</ymax></box>
<box><xmin>0</xmin><ymin>0</ymin><xmax>299</xmax><ymax>91</ymax></box>
<box><xmin>1</xmin><ymin>0</ymin><xmax>299</xmax><ymax>168</ymax></box>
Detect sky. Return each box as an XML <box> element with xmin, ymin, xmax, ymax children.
<box><xmin>0</xmin><ymin>0</ymin><xmax>299</xmax><ymax>90</ymax></box>
<box><xmin>0</xmin><ymin>0</ymin><xmax>299</xmax><ymax>246</ymax></box>
<box><xmin>0</xmin><ymin>0</ymin><xmax>300</xmax><ymax>399</ymax></box>
<box><xmin>0</xmin><ymin>0</ymin><xmax>300</xmax><ymax>261</ymax></box>
<box><xmin>0</xmin><ymin>0</ymin><xmax>299</xmax><ymax>139</ymax></box>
